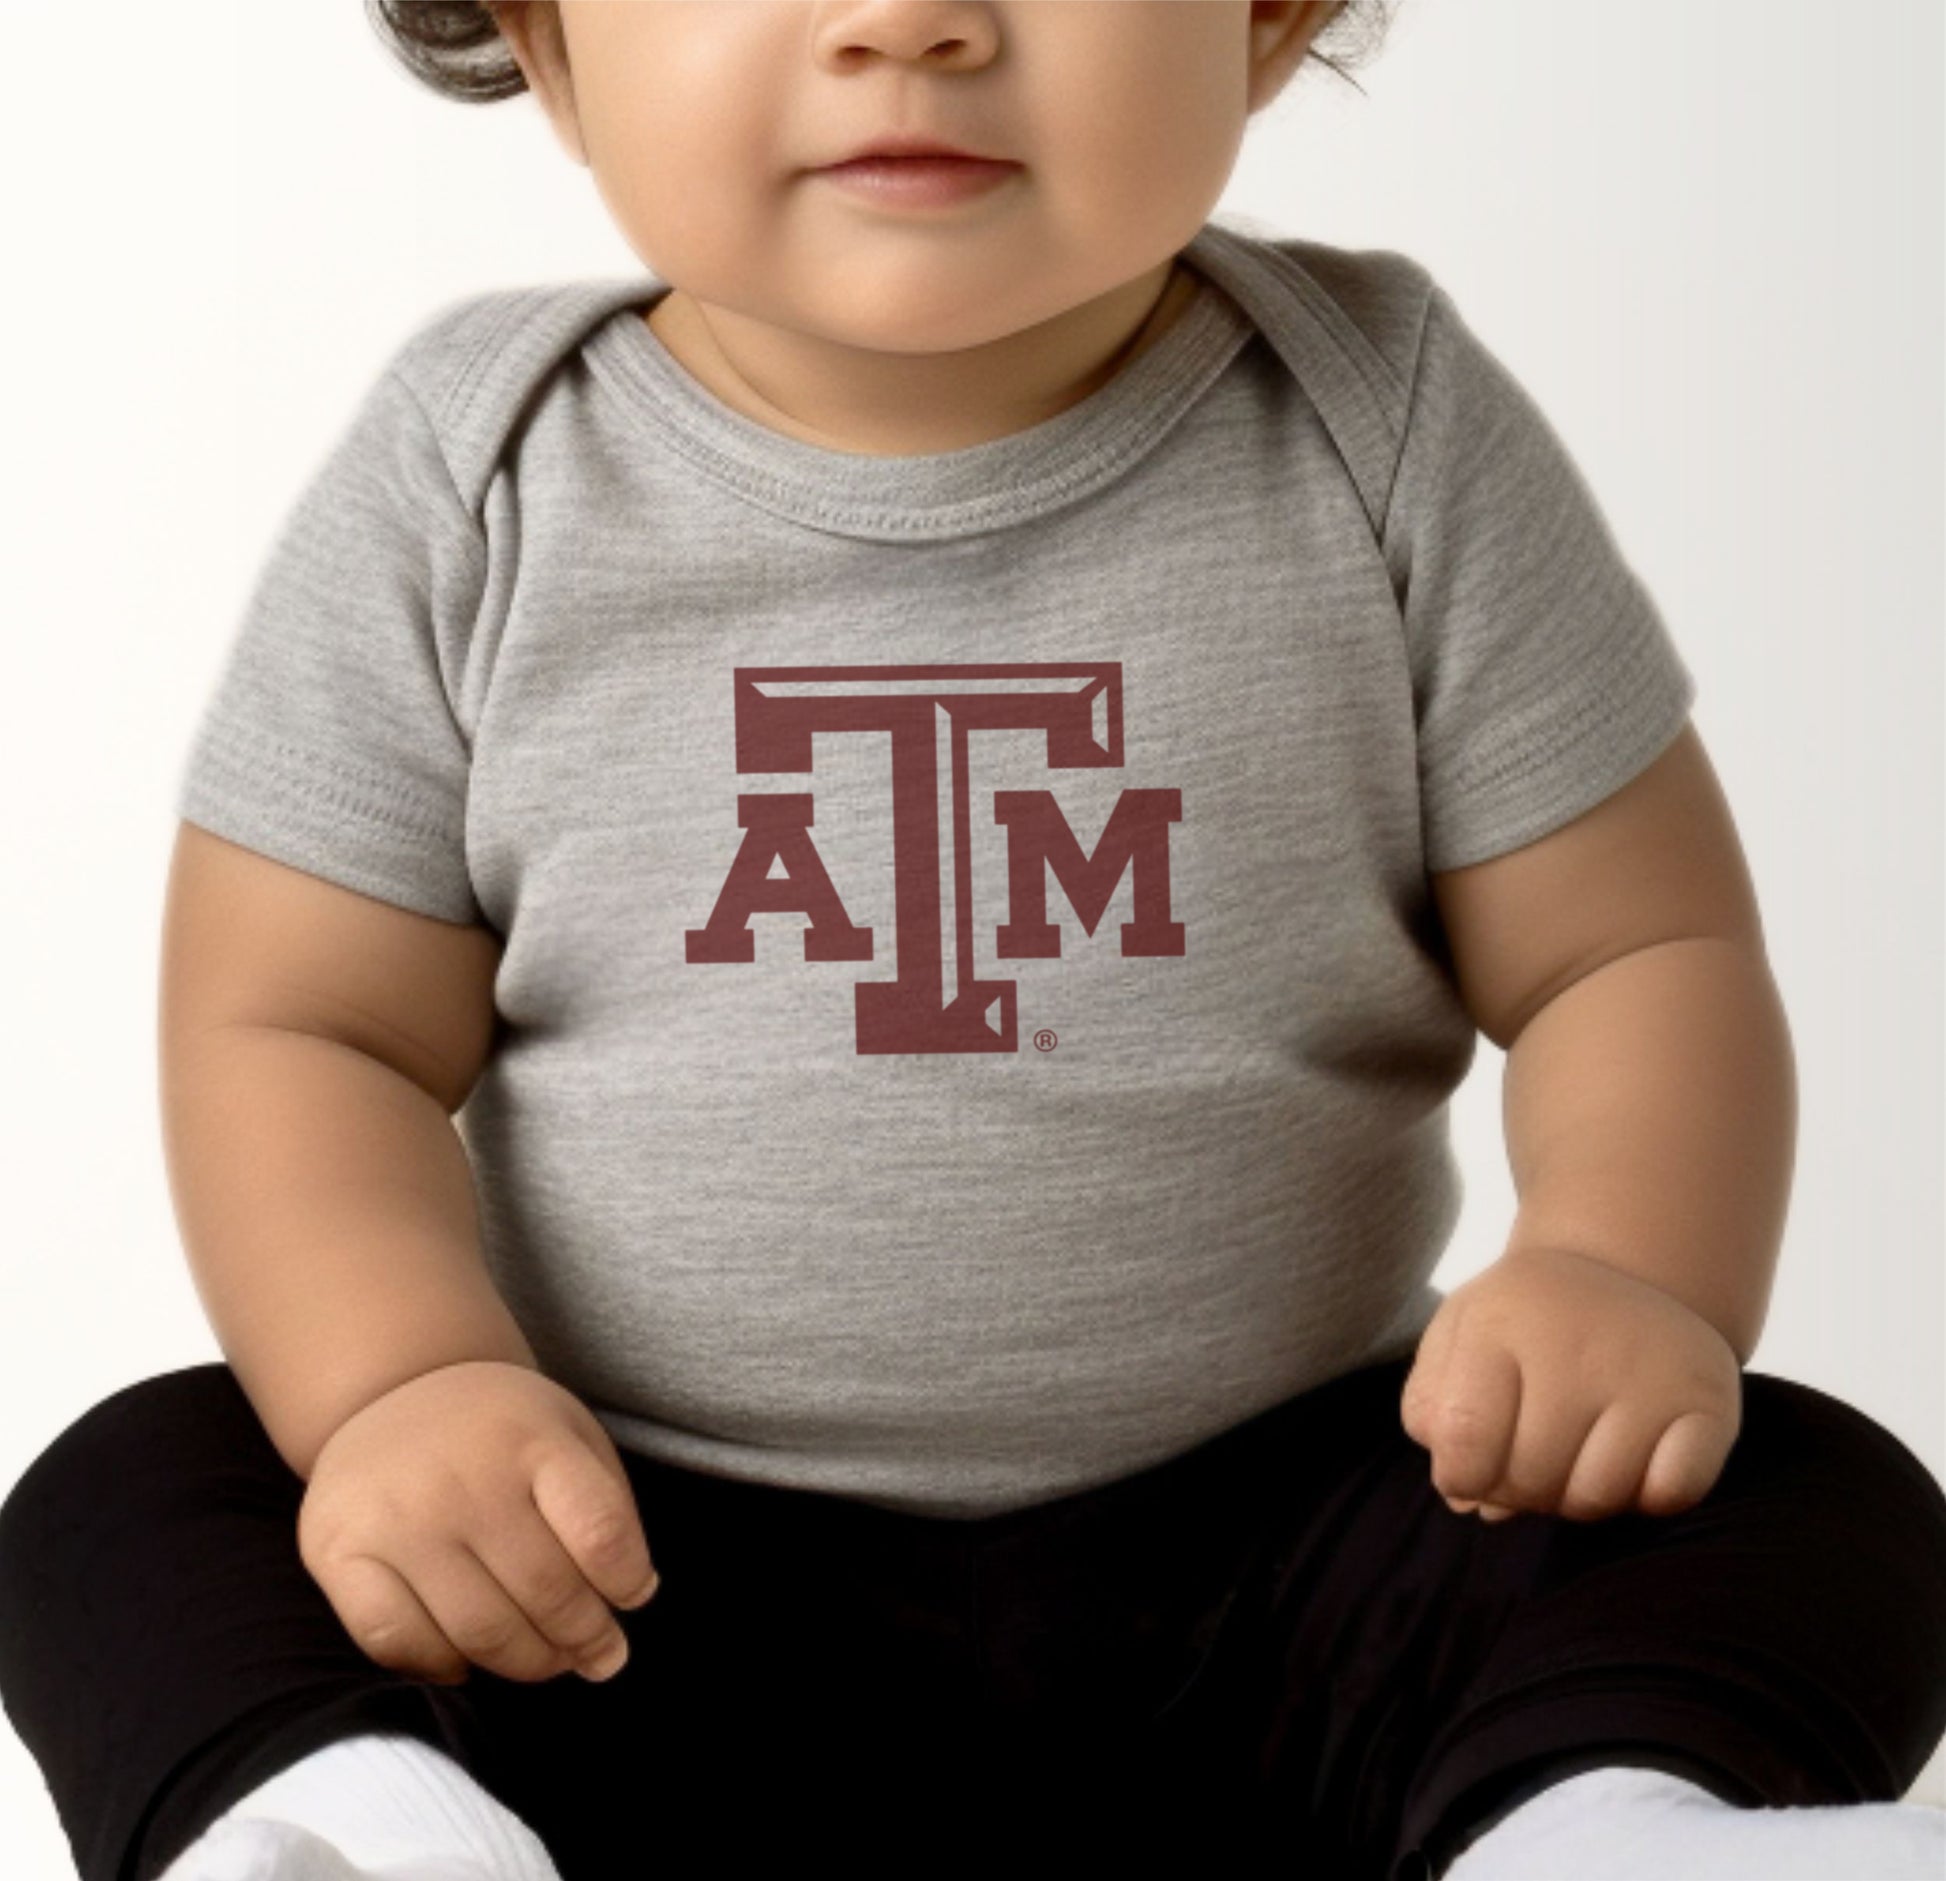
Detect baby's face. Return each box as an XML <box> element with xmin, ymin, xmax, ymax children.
<box><xmin>518</xmin><ymin>0</ymin><xmax>1335</xmax><ymax>357</ymax></box>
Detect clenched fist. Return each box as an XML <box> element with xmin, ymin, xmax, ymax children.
<box><xmin>297</xmin><ymin>1359</ymin><xmax>661</xmax><ymax>1687</ymax></box>
<box><xmin>1399</xmin><ymin>1244</ymin><xmax>1743</xmax><ymax>1525</ymax></box>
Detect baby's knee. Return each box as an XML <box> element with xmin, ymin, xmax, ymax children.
<box><xmin>1737</xmin><ymin>1371</ymin><xmax>1946</xmax><ymax>1554</ymax></box>
<box><xmin>0</xmin><ymin>1363</ymin><xmax>257</xmax><ymax>1557</ymax></box>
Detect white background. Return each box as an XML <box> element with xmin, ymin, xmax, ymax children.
<box><xmin>1</xmin><ymin>1</ymin><xmax>1940</xmax><ymax>1867</ymax></box>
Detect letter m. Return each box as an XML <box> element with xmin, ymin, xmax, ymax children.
<box><xmin>993</xmin><ymin>789</ymin><xmax>1184</xmax><ymax>959</ymax></box>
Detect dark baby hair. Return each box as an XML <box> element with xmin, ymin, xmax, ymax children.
<box><xmin>367</xmin><ymin>0</ymin><xmax>1401</xmax><ymax>105</ymax></box>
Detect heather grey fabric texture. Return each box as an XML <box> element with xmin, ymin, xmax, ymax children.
<box><xmin>174</xmin><ymin>218</ymin><xmax>1697</xmax><ymax>1517</ymax></box>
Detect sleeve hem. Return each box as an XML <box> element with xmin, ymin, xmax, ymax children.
<box><xmin>176</xmin><ymin>721</ymin><xmax>483</xmax><ymax>925</ymax></box>
<box><xmin>1420</xmin><ymin>620</ymin><xmax>1697</xmax><ymax>874</ymax></box>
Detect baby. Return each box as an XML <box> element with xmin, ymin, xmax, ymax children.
<box><xmin>2</xmin><ymin>5</ymin><xmax>1943</xmax><ymax>1881</ymax></box>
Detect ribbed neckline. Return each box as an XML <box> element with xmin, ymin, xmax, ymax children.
<box><xmin>580</xmin><ymin>228</ymin><xmax>1257</xmax><ymax>542</ymax></box>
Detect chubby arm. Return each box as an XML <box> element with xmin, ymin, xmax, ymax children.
<box><xmin>1404</xmin><ymin>720</ymin><xmax>1796</xmax><ymax>1519</ymax></box>
<box><xmin>160</xmin><ymin>821</ymin><xmax>534</xmax><ymax>1481</ymax></box>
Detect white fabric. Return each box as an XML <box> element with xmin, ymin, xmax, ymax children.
<box><xmin>1442</xmin><ymin>1763</ymin><xmax>1946</xmax><ymax>1881</ymax></box>
<box><xmin>155</xmin><ymin>1732</ymin><xmax>562</xmax><ymax>1881</ymax></box>
<box><xmin>156</xmin><ymin>1818</ymin><xmax>491</xmax><ymax>1881</ymax></box>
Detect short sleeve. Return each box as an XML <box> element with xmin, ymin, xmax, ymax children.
<box><xmin>1384</xmin><ymin>281</ymin><xmax>1698</xmax><ymax>873</ymax></box>
<box><xmin>173</xmin><ymin>363</ymin><xmax>489</xmax><ymax>924</ymax></box>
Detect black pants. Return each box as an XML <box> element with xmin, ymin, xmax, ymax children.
<box><xmin>3</xmin><ymin>1356</ymin><xmax>1943</xmax><ymax>1881</ymax></box>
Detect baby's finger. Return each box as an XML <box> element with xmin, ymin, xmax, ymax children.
<box><xmin>1443</xmin><ymin>1495</ymin><xmax>1514</xmax><ymax>1521</ymax></box>
<box><xmin>1424</xmin><ymin>1345</ymin><xmax>1522</xmax><ymax>1505</ymax></box>
<box><xmin>387</xmin><ymin>1540</ymin><xmax>582</xmax><ymax>1685</ymax></box>
<box><xmin>315</xmin><ymin>1549</ymin><xmax>473</xmax><ymax>1686</ymax></box>
<box><xmin>1638</xmin><ymin>1407</ymin><xmax>1738</xmax><ymax>1517</ymax></box>
<box><xmin>529</xmin><ymin>1440</ymin><xmax>661</xmax><ymax>1612</ymax></box>
<box><xmin>1399</xmin><ymin>1309</ymin><xmax>1461</xmax><ymax>1448</ymax></box>
<box><xmin>472</xmin><ymin>1509</ymin><xmax>637</xmax><ymax>1680</ymax></box>
<box><xmin>1557</xmin><ymin>1400</ymin><xmax>1659</xmax><ymax>1521</ymax></box>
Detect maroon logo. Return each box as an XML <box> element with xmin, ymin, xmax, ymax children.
<box><xmin>685</xmin><ymin>663</ymin><xmax>1183</xmax><ymax>1055</ymax></box>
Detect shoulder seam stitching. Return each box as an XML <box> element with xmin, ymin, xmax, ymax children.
<box><xmin>1378</xmin><ymin>277</ymin><xmax>1442</xmax><ymax>548</ymax></box>
<box><xmin>381</xmin><ymin>364</ymin><xmax>489</xmax><ymax>566</ymax></box>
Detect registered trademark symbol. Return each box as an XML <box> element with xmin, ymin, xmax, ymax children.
<box><xmin>1033</xmin><ymin>1028</ymin><xmax>1058</xmax><ymax>1052</ymax></box>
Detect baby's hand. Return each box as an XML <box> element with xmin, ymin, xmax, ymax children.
<box><xmin>296</xmin><ymin>1359</ymin><xmax>661</xmax><ymax>1687</ymax></box>
<box><xmin>1398</xmin><ymin>1245</ymin><xmax>1743</xmax><ymax>1525</ymax></box>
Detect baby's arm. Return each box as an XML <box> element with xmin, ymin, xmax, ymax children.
<box><xmin>158</xmin><ymin>817</ymin><xmax>527</xmax><ymax>1481</ymax></box>
<box><xmin>1401</xmin><ymin>719</ymin><xmax>1794</xmax><ymax>1522</ymax></box>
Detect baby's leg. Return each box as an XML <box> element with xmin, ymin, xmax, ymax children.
<box><xmin>1391</xmin><ymin>1369</ymin><xmax>1946</xmax><ymax>1879</ymax></box>
<box><xmin>0</xmin><ymin>1361</ymin><xmax>995</xmax><ymax>1879</ymax></box>
<box><xmin>1095</xmin><ymin>1356</ymin><xmax>1946</xmax><ymax>1877</ymax></box>
<box><xmin>0</xmin><ymin>1364</ymin><xmax>538</xmax><ymax>1881</ymax></box>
